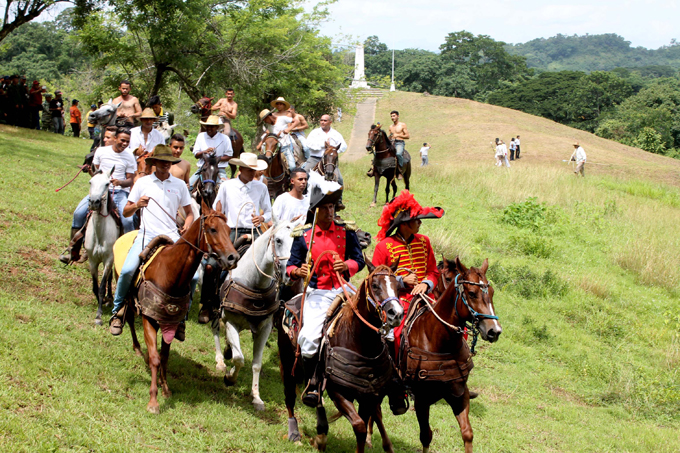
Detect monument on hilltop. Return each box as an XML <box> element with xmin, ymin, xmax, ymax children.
<box><xmin>350</xmin><ymin>44</ymin><xmax>370</xmax><ymax>89</ymax></box>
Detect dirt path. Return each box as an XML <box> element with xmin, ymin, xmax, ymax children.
<box><xmin>344</xmin><ymin>97</ymin><xmax>377</xmax><ymax>162</ymax></box>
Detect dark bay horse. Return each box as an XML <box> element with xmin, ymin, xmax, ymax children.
<box><xmin>401</xmin><ymin>256</ymin><xmax>502</xmax><ymax>453</ymax></box>
<box><xmin>366</xmin><ymin>125</ymin><xmax>411</xmax><ymax>207</ymax></box>
<box><xmin>313</xmin><ymin>142</ymin><xmax>341</xmax><ymax>182</ymax></box>
<box><xmin>194</xmin><ymin>155</ymin><xmax>220</xmax><ymax>207</ymax></box>
<box><xmin>262</xmin><ymin>134</ymin><xmax>289</xmax><ymax>199</ymax></box>
<box><xmin>120</xmin><ymin>202</ymin><xmax>239</xmax><ymax>414</ymax></box>
<box><xmin>277</xmin><ymin>264</ymin><xmax>404</xmax><ymax>452</ymax></box>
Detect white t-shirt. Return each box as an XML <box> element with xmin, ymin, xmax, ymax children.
<box><xmin>306</xmin><ymin>127</ymin><xmax>347</xmax><ymax>158</ymax></box>
<box><xmin>128</xmin><ymin>173</ymin><xmax>192</xmax><ymax>245</ymax></box>
<box><xmin>515</xmin><ymin>138</ymin><xmax>521</xmax><ymax>147</ymax></box>
<box><xmin>272</xmin><ymin>192</ymin><xmax>309</xmax><ymax>222</ymax></box>
<box><xmin>212</xmin><ymin>177</ymin><xmax>272</xmax><ymax>229</ymax></box>
<box><xmin>193</xmin><ymin>132</ymin><xmax>233</xmax><ymax>168</ymax></box>
<box><xmin>92</xmin><ymin>146</ymin><xmax>137</xmax><ymax>192</ymax></box>
<box><xmin>574</xmin><ymin>146</ymin><xmax>587</xmax><ymax>163</ymax></box>
<box><xmin>127</xmin><ymin>126</ymin><xmax>165</xmax><ymax>155</ymax></box>
<box><xmin>419</xmin><ymin>146</ymin><xmax>430</xmax><ymax>156</ymax></box>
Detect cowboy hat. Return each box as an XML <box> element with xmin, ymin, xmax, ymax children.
<box><xmin>199</xmin><ymin>115</ymin><xmax>221</xmax><ymax>126</ymax></box>
<box><xmin>270</xmin><ymin>97</ymin><xmax>290</xmax><ymax>109</ymax></box>
<box><xmin>376</xmin><ymin>190</ymin><xmax>444</xmax><ymax>241</ymax></box>
<box><xmin>573</xmin><ymin>141</ymin><xmax>580</xmax><ymax>147</ymax></box>
<box><xmin>140</xmin><ymin>108</ymin><xmax>157</xmax><ymax>119</ymax></box>
<box><xmin>145</xmin><ymin>145</ymin><xmax>181</xmax><ymax>165</ymax></box>
<box><xmin>229</xmin><ymin>152</ymin><xmax>268</xmax><ymax>171</ymax></box>
<box><xmin>258</xmin><ymin>109</ymin><xmax>274</xmax><ymax>121</ymax></box>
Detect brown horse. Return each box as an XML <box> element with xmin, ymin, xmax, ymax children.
<box><xmin>401</xmin><ymin>256</ymin><xmax>502</xmax><ymax>453</ymax></box>
<box><xmin>366</xmin><ymin>125</ymin><xmax>411</xmax><ymax>207</ymax></box>
<box><xmin>121</xmin><ymin>202</ymin><xmax>239</xmax><ymax>414</ymax></box>
<box><xmin>261</xmin><ymin>134</ymin><xmax>288</xmax><ymax>199</ymax></box>
<box><xmin>312</xmin><ymin>142</ymin><xmax>341</xmax><ymax>182</ymax></box>
<box><xmin>276</xmin><ymin>264</ymin><xmax>404</xmax><ymax>452</ymax></box>
<box><xmin>194</xmin><ymin>155</ymin><xmax>220</xmax><ymax>207</ymax></box>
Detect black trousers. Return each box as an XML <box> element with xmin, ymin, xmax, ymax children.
<box><xmin>516</xmin><ymin>145</ymin><xmax>521</xmax><ymax>159</ymax></box>
<box><xmin>71</xmin><ymin>123</ymin><xmax>81</xmax><ymax>138</ymax></box>
<box><xmin>509</xmin><ymin>148</ymin><xmax>515</xmax><ymax>160</ymax></box>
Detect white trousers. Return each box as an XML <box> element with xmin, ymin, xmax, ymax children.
<box><xmin>299</xmin><ymin>287</ymin><xmax>345</xmax><ymax>358</ymax></box>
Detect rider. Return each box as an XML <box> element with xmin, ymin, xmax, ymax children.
<box><xmin>388</xmin><ymin>110</ymin><xmax>410</xmax><ymax>179</ymax></box>
<box><xmin>127</xmin><ymin>108</ymin><xmax>165</xmax><ymax>156</ymax></box>
<box><xmin>286</xmin><ymin>184</ymin><xmax>365</xmax><ymax>407</ymax></box>
<box><xmin>270</xmin><ymin>97</ymin><xmax>298</xmax><ymax>171</ymax></box>
<box><xmin>304</xmin><ymin>114</ymin><xmax>347</xmax><ymax>210</ymax></box>
<box><xmin>148</xmin><ymin>95</ymin><xmax>174</xmax><ymax>128</ymax></box>
<box><xmin>109</xmin><ymin>145</ymin><xmax>196</xmax><ymax>339</ymax></box>
<box><xmin>190</xmin><ymin>115</ymin><xmax>233</xmax><ymax>188</ymax></box>
<box><xmin>113</xmin><ymin>80</ymin><xmax>142</xmax><ymax>127</ymax></box>
<box><xmin>168</xmin><ymin>134</ymin><xmax>192</xmax><ymax>186</ymax></box>
<box><xmin>210</xmin><ymin>88</ymin><xmax>238</xmax><ymax>142</ymax></box>
<box><xmin>289</xmin><ymin>105</ymin><xmax>311</xmax><ymax>160</ymax></box>
<box><xmin>272</xmin><ymin>167</ymin><xmax>309</xmax><ymax>222</ymax></box>
<box><xmin>58</xmin><ymin>127</ymin><xmax>136</xmax><ymax>264</ymax></box>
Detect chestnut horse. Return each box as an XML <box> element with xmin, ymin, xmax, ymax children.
<box><xmin>277</xmin><ymin>264</ymin><xmax>404</xmax><ymax>452</ymax></box>
<box><xmin>120</xmin><ymin>202</ymin><xmax>239</xmax><ymax>414</ymax></box>
<box><xmin>261</xmin><ymin>134</ymin><xmax>289</xmax><ymax>199</ymax></box>
<box><xmin>366</xmin><ymin>125</ymin><xmax>411</xmax><ymax>207</ymax></box>
<box><xmin>402</xmin><ymin>257</ymin><xmax>502</xmax><ymax>453</ymax></box>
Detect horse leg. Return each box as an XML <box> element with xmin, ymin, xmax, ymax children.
<box><xmin>211</xmin><ymin>317</ymin><xmax>226</xmax><ymax>372</ymax></box>
<box><xmin>142</xmin><ymin>316</ymin><xmax>161</xmax><ymax>414</ymax></box>
<box><xmin>404</xmin><ymin>164</ymin><xmax>411</xmax><ymax>191</ymax></box>
<box><xmin>105</xmin><ymin>272</ymin><xmax>113</xmax><ymax>306</ymax></box>
<box><xmin>414</xmin><ymin>396</ymin><xmax>434</xmax><ymax>453</ymax></box>
<box><xmin>127</xmin><ymin>301</ymin><xmax>143</xmax><ymax>358</ymax></box>
<box><xmin>159</xmin><ymin>339</ymin><xmax>172</xmax><ymax>398</ymax></box>
<box><xmin>385</xmin><ymin>173</ymin><xmax>393</xmax><ymax>205</ymax></box>
<box><xmin>223</xmin><ymin>319</ymin><xmax>244</xmax><ymax>387</ymax></box>
<box><xmin>277</xmin><ymin>325</ymin><xmax>301</xmax><ymax>442</ymax></box>
<box><xmin>89</xmin><ymin>260</ymin><xmax>101</xmax><ymax>325</ymax></box>
<box><xmin>444</xmin><ymin>390</ymin><xmax>473</xmax><ymax>453</ymax></box>
<box><xmin>314</xmin><ymin>404</ymin><xmax>329</xmax><ymax>451</ymax></box>
<box><xmin>372</xmin><ymin>403</ymin><xmax>394</xmax><ymax>453</ymax></box>
<box><xmin>371</xmin><ymin>175</ymin><xmax>379</xmax><ymax>207</ymax></box>
<box><xmin>390</xmin><ymin>178</ymin><xmax>397</xmax><ymax>201</ymax></box>
<box><xmin>329</xmin><ymin>390</ymin><xmax>366</xmax><ymax>453</ymax></box>
<box><xmin>250</xmin><ymin>316</ymin><xmax>273</xmax><ymax>411</ymax></box>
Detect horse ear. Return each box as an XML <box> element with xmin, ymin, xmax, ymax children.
<box><xmin>454</xmin><ymin>256</ymin><xmax>468</xmax><ymax>274</ymax></box>
<box><xmin>107</xmin><ymin>98</ymin><xmax>113</xmax><ymax>104</ymax></box>
<box><xmin>364</xmin><ymin>253</ymin><xmax>376</xmax><ymax>273</ymax></box>
<box><xmin>113</xmin><ymin>101</ymin><xmax>122</xmax><ymax>109</ymax></box>
<box><xmin>389</xmin><ymin>260</ymin><xmax>399</xmax><ymax>274</ymax></box>
<box><xmin>108</xmin><ymin>165</ymin><xmax>115</xmax><ymax>177</ymax></box>
<box><xmin>201</xmin><ymin>199</ymin><xmax>211</xmax><ymax>213</ymax></box>
<box><xmin>480</xmin><ymin>258</ymin><xmax>489</xmax><ymax>275</ymax></box>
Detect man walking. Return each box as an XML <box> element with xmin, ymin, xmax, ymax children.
<box><xmin>41</xmin><ymin>93</ymin><xmax>54</xmax><ymax>132</ymax></box>
<box><xmin>389</xmin><ymin>110</ymin><xmax>410</xmax><ymax>178</ymax></box>
<box><xmin>571</xmin><ymin>142</ymin><xmax>586</xmax><ymax>177</ymax></box>
<box><xmin>50</xmin><ymin>91</ymin><xmax>65</xmax><ymax>134</ymax></box>
<box><xmin>113</xmin><ymin>80</ymin><xmax>142</xmax><ymax>126</ymax></box>
<box><xmin>419</xmin><ymin>142</ymin><xmax>430</xmax><ymax>167</ymax></box>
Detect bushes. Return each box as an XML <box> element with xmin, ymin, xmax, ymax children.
<box><xmin>501</xmin><ymin>197</ymin><xmax>549</xmax><ymax>230</ymax></box>
<box><xmin>488</xmin><ymin>263</ymin><xmax>568</xmax><ymax>299</ymax></box>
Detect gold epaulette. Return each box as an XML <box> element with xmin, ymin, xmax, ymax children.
<box><xmin>291</xmin><ymin>223</ymin><xmax>312</xmax><ymax>237</ymax></box>
<box><xmin>336</xmin><ymin>219</ymin><xmax>358</xmax><ymax>231</ymax></box>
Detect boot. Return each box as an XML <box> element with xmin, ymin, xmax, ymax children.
<box><xmin>70</xmin><ymin>225</ymin><xmax>87</xmax><ymax>263</ymax></box>
<box><xmin>366</xmin><ymin>166</ymin><xmax>374</xmax><ymax>177</ymax></box>
<box><xmin>59</xmin><ymin>227</ymin><xmax>80</xmax><ymax>264</ymax></box>
<box><xmin>175</xmin><ymin>321</ymin><xmax>186</xmax><ymax>342</ymax></box>
<box><xmin>109</xmin><ymin>305</ymin><xmax>127</xmax><ymax>336</ymax></box>
<box><xmin>386</xmin><ymin>341</ymin><xmax>408</xmax><ymax>415</ymax></box>
<box><xmin>396</xmin><ymin>165</ymin><xmax>403</xmax><ymax>180</ymax></box>
<box><xmin>336</xmin><ymin>200</ymin><xmax>346</xmax><ymax>211</ymax></box>
<box><xmin>302</xmin><ymin>355</ymin><xmax>321</xmax><ymax>408</ymax></box>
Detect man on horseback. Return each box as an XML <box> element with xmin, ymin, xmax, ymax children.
<box><xmin>109</xmin><ymin>145</ymin><xmax>196</xmax><ymax>337</ymax></box>
<box><xmin>304</xmin><ymin>114</ymin><xmax>346</xmax><ymax>209</ymax></box>
<box><xmin>289</xmin><ymin>105</ymin><xmax>311</xmax><ymax>160</ymax></box>
<box><xmin>59</xmin><ymin>127</ymin><xmax>136</xmax><ymax>264</ymax></box>
<box><xmin>189</xmin><ymin>115</ymin><xmax>233</xmax><ymax>189</ymax></box>
<box><xmin>127</xmin><ymin>108</ymin><xmax>165</xmax><ymax>157</ymax></box>
<box><xmin>286</xmin><ymin>185</ymin><xmax>365</xmax><ymax>407</ymax></box>
<box><xmin>371</xmin><ymin>190</ymin><xmax>444</xmax><ymax>412</ymax></box>
<box><xmin>210</xmin><ymin>88</ymin><xmax>238</xmax><ymax>142</ymax></box>
<box><xmin>113</xmin><ymin>80</ymin><xmax>142</xmax><ymax>127</ymax></box>
<box><xmin>388</xmin><ymin>110</ymin><xmax>410</xmax><ymax>179</ymax></box>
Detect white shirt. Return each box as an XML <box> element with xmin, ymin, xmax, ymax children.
<box><xmin>307</xmin><ymin>127</ymin><xmax>347</xmax><ymax>158</ymax></box>
<box><xmin>574</xmin><ymin>146</ymin><xmax>586</xmax><ymax>163</ymax></box>
<box><xmin>92</xmin><ymin>146</ymin><xmax>137</xmax><ymax>193</ymax></box>
<box><xmin>272</xmin><ymin>192</ymin><xmax>309</xmax><ymax>222</ymax></box>
<box><xmin>419</xmin><ymin>146</ymin><xmax>430</xmax><ymax>156</ymax></box>
<box><xmin>266</xmin><ymin>115</ymin><xmax>293</xmax><ymax>147</ymax></box>
<box><xmin>193</xmin><ymin>132</ymin><xmax>233</xmax><ymax>168</ymax></box>
<box><xmin>495</xmin><ymin>143</ymin><xmax>508</xmax><ymax>157</ymax></box>
<box><xmin>127</xmin><ymin>126</ymin><xmax>165</xmax><ymax>155</ymax></box>
<box><xmin>128</xmin><ymin>173</ymin><xmax>192</xmax><ymax>245</ymax></box>
<box><xmin>515</xmin><ymin>138</ymin><xmax>520</xmax><ymax>146</ymax></box>
<box><xmin>509</xmin><ymin>141</ymin><xmax>516</xmax><ymax>150</ymax></box>
<box><xmin>212</xmin><ymin>177</ymin><xmax>272</xmax><ymax>229</ymax></box>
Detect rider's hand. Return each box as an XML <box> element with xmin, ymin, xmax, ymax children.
<box><xmin>295</xmin><ymin>264</ymin><xmax>310</xmax><ymax>279</ymax></box>
<box><xmin>411</xmin><ymin>283</ymin><xmax>429</xmax><ymax>295</ymax></box>
<box><xmin>136</xmin><ymin>196</ymin><xmax>150</xmax><ymax>209</ymax></box>
<box><xmin>402</xmin><ymin>272</ymin><xmax>418</xmax><ymax>287</ymax></box>
<box><xmin>118</xmin><ymin>112</ymin><xmax>127</xmax><ymax>118</ymax></box>
<box><xmin>332</xmin><ymin>258</ymin><xmax>349</xmax><ymax>273</ymax></box>
<box><xmin>252</xmin><ymin>214</ymin><xmax>264</xmax><ymax>227</ymax></box>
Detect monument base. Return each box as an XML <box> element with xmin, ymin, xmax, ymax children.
<box><xmin>350</xmin><ymin>80</ymin><xmax>370</xmax><ymax>89</ymax></box>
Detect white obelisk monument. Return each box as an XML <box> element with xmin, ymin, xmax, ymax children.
<box><xmin>390</xmin><ymin>49</ymin><xmax>396</xmax><ymax>91</ymax></box>
<box><xmin>350</xmin><ymin>44</ymin><xmax>369</xmax><ymax>88</ymax></box>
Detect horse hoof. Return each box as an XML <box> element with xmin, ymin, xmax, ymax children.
<box><xmin>288</xmin><ymin>431</ymin><xmax>301</xmax><ymax>442</ymax></box>
<box><xmin>216</xmin><ymin>361</ymin><xmax>227</xmax><ymax>373</ymax></box>
<box><xmin>162</xmin><ymin>389</ymin><xmax>172</xmax><ymax>398</ymax></box>
<box><xmin>366</xmin><ymin>439</ymin><xmax>373</xmax><ymax>449</ymax></box>
<box><xmin>312</xmin><ymin>434</ymin><xmax>327</xmax><ymax>451</ymax></box>
<box><xmin>223</xmin><ymin>375</ymin><xmax>237</xmax><ymax>387</ymax></box>
<box><xmin>95</xmin><ymin>318</ymin><xmax>103</xmax><ymax>326</ymax></box>
<box><xmin>134</xmin><ymin>347</ymin><xmax>144</xmax><ymax>358</ymax></box>
<box><xmin>253</xmin><ymin>400</ymin><xmax>265</xmax><ymax>411</ymax></box>
<box><xmin>369</xmin><ymin>202</ymin><xmax>376</xmax><ymax>208</ymax></box>
<box><xmin>147</xmin><ymin>404</ymin><xmax>160</xmax><ymax>415</ymax></box>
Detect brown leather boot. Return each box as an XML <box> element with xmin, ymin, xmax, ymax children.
<box><xmin>366</xmin><ymin>167</ymin><xmax>374</xmax><ymax>177</ymax></box>
<box><xmin>59</xmin><ymin>227</ymin><xmax>80</xmax><ymax>264</ymax></box>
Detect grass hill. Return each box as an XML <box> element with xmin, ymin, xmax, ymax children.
<box><xmin>2</xmin><ymin>91</ymin><xmax>680</xmax><ymax>452</ymax></box>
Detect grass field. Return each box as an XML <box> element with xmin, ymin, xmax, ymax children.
<box><xmin>2</xmin><ymin>91</ymin><xmax>680</xmax><ymax>452</ymax></box>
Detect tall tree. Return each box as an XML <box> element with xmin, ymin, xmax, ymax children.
<box><xmin>1</xmin><ymin>0</ymin><xmax>71</xmax><ymax>43</ymax></box>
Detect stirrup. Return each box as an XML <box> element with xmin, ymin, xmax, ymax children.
<box><xmin>302</xmin><ymin>387</ymin><xmax>320</xmax><ymax>408</ymax></box>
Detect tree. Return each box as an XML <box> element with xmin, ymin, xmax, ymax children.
<box><xmin>364</xmin><ymin>35</ymin><xmax>387</xmax><ymax>56</ymax></box>
<box><xmin>569</xmin><ymin>71</ymin><xmax>633</xmax><ymax>131</ymax></box>
<box><xmin>1</xmin><ymin>0</ymin><xmax>71</xmax><ymax>43</ymax></box>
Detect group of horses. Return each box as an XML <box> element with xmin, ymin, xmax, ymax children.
<box><xmin>74</xmin><ymin>100</ymin><xmax>502</xmax><ymax>452</ymax></box>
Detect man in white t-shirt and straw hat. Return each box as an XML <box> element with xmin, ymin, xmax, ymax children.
<box><xmin>190</xmin><ymin>114</ymin><xmax>233</xmax><ymax>189</ymax></box>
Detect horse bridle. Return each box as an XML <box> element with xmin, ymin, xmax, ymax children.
<box><xmin>321</xmin><ymin>148</ymin><xmax>338</xmax><ymax>177</ymax></box>
<box><xmin>367</xmin><ymin>129</ymin><xmax>390</xmax><ymax>155</ymax></box>
<box><xmin>361</xmin><ymin>267</ymin><xmax>401</xmax><ymax>336</ymax></box>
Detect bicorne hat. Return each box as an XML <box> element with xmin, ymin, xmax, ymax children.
<box><xmin>305</xmin><ymin>181</ymin><xmax>342</xmax><ymax>223</ymax></box>
<box><xmin>376</xmin><ymin>190</ymin><xmax>444</xmax><ymax>241</ymax></box>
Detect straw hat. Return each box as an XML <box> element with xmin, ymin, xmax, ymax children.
<box><xmin>145</xmin><ymin>145</ymin><xmax>181</xmax><ymax>164</ymax></box>
<box><xmin>229</xmin><ymin>152</ymin><xmax>268</xmax><ymax>171</ymax></box>
<box><xmin>140</xmin><ymin>108</ymin><xmax>157</xmax><ymax>119</ymax></box>
<box><xmin>270</xmin><ymin>97</ymin><xmax>290</xmax><ymax>109</ymax></box>
<box><xmin>573</xmin><ymin>141</ymin><xmax>580</xmax><ymax>147</ymax></box>
<box><xmin>258</xmin><ymin>109</ymin><xmax>274</xmax><ymax>121</ymax></box>
<box><xmin>199</xmin><ymin>115</ymin><xmax>221</xmax><ymax>126</ymax></box>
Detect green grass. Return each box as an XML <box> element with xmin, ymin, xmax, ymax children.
<box><xmin>2</xmin><ymin>89</ymin><xmax>680</xmax><ymax>453</ymax></box>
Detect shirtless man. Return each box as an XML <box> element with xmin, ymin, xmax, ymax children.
<box><xmin>168</xmin><ymin>134</ymin><xmax>192</xmax><ymax>186</ymax></box>
<box><xmin>389</xmin><ymin>110</ymin><xmax>410</xmax><ymax>179</ymax></box>
<box><xmin>112</xmin><ymin>80</ymin><xmax>142</xmax><ymax>126</ymax></box>
<box><xmin>211</xmin><ymin>88</ymin><xmax>238</xmax><ymax>140</ymax></box>
<box><xmin>289</xmin><ymin>105</ymin><xmax>311</xmax><ymax>159</ymax></box>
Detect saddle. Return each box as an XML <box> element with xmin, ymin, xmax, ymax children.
<box><xmin>220</xmin><ymin>277</ymin><xmax>278</xmax><ymax>318</ymax></box>
<box><xmin>322</xmin><ymin>342</ymin><xmax>393</xmax><ymax>396</ymax></box>
<box><xmin>281</xmin><ymin>290</ymin><xmax>346</xmax><ymax>349</ymax></box>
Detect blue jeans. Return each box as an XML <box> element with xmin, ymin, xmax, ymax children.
<box><xmin>189</xmin><ymin>168</ymin><xmax>228</xmax><ymax>191</ymax></box>
<box><xmin>394</xmin><ymin>140</ymin><xmax>405</xmax><ymax>167</ymax></box>
<box><xmin>281</xmin><ymin>144</ymin><xmax>296</xmax><ymax>171</ymax></box>
<box><xmin>72</xmin><ymin>190</ymin><xmax>134</xmax><ymax>233</ymax></box>
<box><xmin>112</xmin><ymin>235</ymin><xmax>199</xmax><ymax>316</ymax></box>
<box><xmin>52</xmin><ymin>116</ymin><xmax>64</xmax><ymax>135</ymax></box>
<box><xmin>293</xmin><ymin>133</ymin><xmax>311</xmax><ymax>159</ymax></box>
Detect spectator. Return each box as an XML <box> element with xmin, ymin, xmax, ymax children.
<box><xmin>6</xmin><ymin>75</ymin><xmax>23</xmax><ymax>126</ymax></box>
<box><xmin>41</xmin><ymin>93</ymin><xmax>54</xmax><ymax>131</ymax></box>
<box><xmin>0</xmin><ymin>86</ymin><xmax>8</xmax><ymax>124</ymax></box>
<box><xmin>515</xmin><ymin>135</ymin><xmax>521</xmax><ymax>159</ymax></box>
<box><xmin>19</xmin><ymin>76</ymin><xmax>30</xmax><ymax>127</ymax></box>
<box><xmin>509</xmin><ymin>138</ymin><xmax>516</xmax><ymax>161</ymax></box>
<box><xmin>571</xmin><ymin>142</ymin><xmax>586</xmax><ymax>177</ymax></box>
<box><xmin>70</xmin><ymin>99</ymin><xmax>82</xmax><ymax>137</ymax></box>
<box><xmin>419</xmin><ymin>142</ymin><xmax>430</xmax><ymax>167</ymax></box>
<box><xmin>87</xmin><ymin>104</ymin><xmax>97</xmax><ymax>138</ymax></box>
<box><xmin>50</xmin><ymin>90</ymin><xmax>65</xmax><ymax>134</ymax></box>
<box><xmin>28</xmin><ymin>81</ymin><xmax>44</xmax><ymax>130</ymax></box>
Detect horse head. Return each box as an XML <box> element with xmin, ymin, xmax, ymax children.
<box><xmin>190</xmin><ymin>97</ymin><xmax>214</xmax><ymax>115</ymax></box>
<box><xmin>322</xmin><ymin>142</ymin><xmax>340</xmax><ymax>181</ymax></box>
<box><xmin>88</xmin><ymin>101</ymin><xmax>121</xmax><ymax>127</ymax></box>
<box><xmin>199</xmin><ymin>155</ymin><xmax>220</xmax><ymax>206</ymax></box>
<box><xmin>156</xmin><ymin>122</ymin><xmax>178</xmax><ymax>142</ymax></box>
<box><xmin>267</xmin><ymin>215</ymin><xmax>305</xmax><ymax>275</ymax></box>
<box><xmin>363</xmin><ymin>261</ymin><xmax>404</xmax><ymax>332</ymax></box>
<box><xmin>200</xmin><ymin>200</ymin><xmax>239</xmax><ymax>270</ymax></box>
<box><xmin>441</xmin><ymin>256</ymin><xmax>502</xmax><ymax>343</ymax></box>
<box><xmin>88</xmin><ymin>167</ymin><xmax>114</xmax><ymax>212</ymax></box>
<box><xmin>366</xmin><ymin>124</ymin><xmax>382</xmax><ymax>152</ymax></box>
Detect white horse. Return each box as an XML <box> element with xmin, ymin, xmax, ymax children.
<box><xmin>85</xmin><ymin>168</ymin><xmax>121</xmax><ymax>325</ymax></box>
<box><xmin>213</xmin><ymin>218</ymin><xmax>302</xmax><ymax>410</ymax></box>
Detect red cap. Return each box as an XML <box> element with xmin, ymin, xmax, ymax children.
<box><xmin>32</xmin><ymin>80</ymin><xmax>40</xmax><ymax>85</ymax></box>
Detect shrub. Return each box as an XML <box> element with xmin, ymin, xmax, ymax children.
<box><xmin>508</xmin><ymin>232</ymin><xmax>555</xmax><ymax>258</ymax></box>
<box><xmin>501</xmin><ymin>197</ymin><xmax>548</xmax><ymax>231</ymax></box>
<box><xmin>488</xmin><ymin>263</ymin><xmax>568</xmax><ymax>299</ymax></box>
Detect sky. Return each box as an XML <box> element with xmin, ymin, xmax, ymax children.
<box><xmin>315</xmin><ymin>0</ymin><xmax>679</xmax><ymax>51</ymax></box>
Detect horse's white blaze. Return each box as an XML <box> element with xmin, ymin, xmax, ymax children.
<box><xmin>384</xmin><ymin>275</ymin><xmax>398</xmax><ymax>301</ymax></box>
<box><xmin>477</xmin><ymin>275</ymin><xmax>501</xmax><ymax>330</ymax></box>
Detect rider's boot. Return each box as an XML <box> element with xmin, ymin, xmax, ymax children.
<box><xmin>175</xmin><ymin>321</ymin><xmax>186</xmax><ymax>342</ymax></box>
<box><xmin>366</xmin><ymin>166</ymin><xmax>374</xmax><ymax>177</ymax></box>
<box><xmin>396</xmin><ymin>165</ymin><xmax>403</xmax><ymax>181</ymax></box>
<box><xmin>302</xmin><ymin>355</ymin><xmax>321</xmax><ymax>408</ymax></box>
<box><xmin>386</xmin><ymin>340</ymin><xmax>408</xmax><ymax>415</ymax></box>
<box><xmin>336</xmin><ymin>200</ymin><xmax>346</xmax><ymax>211</ymax></box>
<box><xmin>109</xmin><ymin>304</ymin><xmax>127</xmax><ymax>336</ymax></box>
<box><xmin>59</xmin><ymin>227</ymin><xmax>79</xmax><ymax>264</ymax></box>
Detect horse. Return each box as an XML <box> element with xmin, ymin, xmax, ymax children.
<box><xmin>313</xmin><ymin>142</ymin><xmax>341</xmax><ymax>182</ymax></box>
<box><xmin>156</xmin><ymin>121</ymin><xmax>178</xmax><ymax>144</ymax></box>
<box><xmin>261</xmin><ymin>134</ymin><xmax>290</xmax><ymax>200</ymax></box>
<box><xmin>87</xmin><ymin>100</ymin><xmax>122</xmax><ymax>152</ymax></box>
<box><xmin>276</xmin><ymin>263</ymin><xmax>404</xmax><ymax>452</ymax></box>
<box><xmin>212</xmin><ymin>218</ymin><xmax>302</xmax><ymax>410</ymax></box>
<box><xmin>193</xmin><ymin>155</ymin><xmax>221</xmax><ymax>208</ymax></box>
<box><xmin>401</xmin><ymin>256</ymin><xmax>502</xmax><ymax>453</ymax></box>
<box><xmin>190</xmin><ymin>96</ymin><xmax>214</xmax><ymax>132</ymax></box>
<box><xmin>117</xmin><ymin>201</ymin><xmax>239</xmax><ymax>414</ymax></box>
<box><xmin>366</xmin><ymin>125</ymin><xmax>411</xmax><ymax>207</ymax></box>
<box><xmin>84</xmin><ymin>167</ymin><xmax>121</xmax><ymax>325</ymax></box>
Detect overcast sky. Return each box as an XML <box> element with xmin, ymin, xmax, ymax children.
<box><xmin>316</xmin><ymin>0</ymin><xmax>679</xmax><ymax>51</ymax></box>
